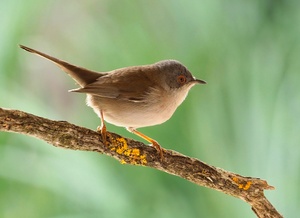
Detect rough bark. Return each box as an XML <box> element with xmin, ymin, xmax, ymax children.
<box><xmin>0</xmin><ymin>107</ymin><xmax>283</xmax><ymax>218</ymax></box>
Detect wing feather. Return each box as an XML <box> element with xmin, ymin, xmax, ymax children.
<box><xmin>71</xmin><ymin>67</ymin><xmax>157</xmax><ymax>102</ymax></box>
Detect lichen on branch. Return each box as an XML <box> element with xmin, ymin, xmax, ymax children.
<box><xmin>0</xmin><ymin>107</ymin><xmax>282</xmax><ymax>218</ymax></box>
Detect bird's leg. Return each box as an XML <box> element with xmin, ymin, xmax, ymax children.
<box><xmin>97</xmin><ymin>110</ymin><xmax>107</xmax><ymax>145</ymax></box>
<box><xmin>126</xmin><ymin>127</ymin><xmax>164</xmax><ymax>160</ymax></box>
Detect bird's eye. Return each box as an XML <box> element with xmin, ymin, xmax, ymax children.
<box><xmin>177</xmin><ymin>75</ymin><xmax>186</xmax><ymax>84</ymax></box>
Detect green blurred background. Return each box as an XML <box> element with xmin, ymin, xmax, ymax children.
<box><xmin>0</xmin><ymin>0</ymin><xmax>299</xmax><ymax>217</ymax></box>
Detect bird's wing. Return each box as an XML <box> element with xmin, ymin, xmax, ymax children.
<box><xmin>70</xmin><ymin>67</ymin><xmax>158</xmax><ymax>102</ymax></box>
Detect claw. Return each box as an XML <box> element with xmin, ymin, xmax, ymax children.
<box><xmin>126</xmin><ymin>127</ymin><xmax>164</xmax><ymax>161</ymax></box>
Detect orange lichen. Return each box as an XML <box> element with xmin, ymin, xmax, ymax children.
<box><xmin>110</xmin><ymin>136</ymin><xmax>147</xmax><ymax>165</ymax></box>
<box><xmin>232</xmin><ymin>177</ymin><xmax>252</xmax><ymax>190</ymax></box>
<box><xmin>120</xmin><ymin>159</ymin><xmax>127</xmax><ymax>164</ymax></box>
<box><xmin>232</xmin><ymin>177</ymin><xmax>239</xmax><ymax>183</ymax></box>
<box><xmin>243</xmin><ymin>181</ymin><xmax>252</xmax><ymax>190</ymax></box>
<box><xmin>139</xmin><ymin>154</ymin><xmax>147</xmax><ymax>165</ymax></box>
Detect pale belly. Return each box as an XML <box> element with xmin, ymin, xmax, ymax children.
<box><xmin>86</xmin><ymin>88</ymin><xmax>189</xmax><ymax>128</ymax></box>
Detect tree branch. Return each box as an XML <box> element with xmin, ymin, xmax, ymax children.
<box><xmin>0</xmin><ymin>107</ymin><xmax>282</xmax><ymax>218</ymax></box>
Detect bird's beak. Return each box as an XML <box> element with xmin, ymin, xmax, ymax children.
<box><xmin>193</xmin><ymin>77</ymin><xmax>207</xmax><ymax>84</ymax></box>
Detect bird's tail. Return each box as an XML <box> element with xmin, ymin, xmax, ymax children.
<box><xmin>19</xmin><ymin>45</ymin><xmax>102</xmax><ymax>87</ymax></box>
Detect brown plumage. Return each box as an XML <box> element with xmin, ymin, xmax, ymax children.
<box><xmin>20</xmin><ymin>45</ymin><xmax>206</xmax><ymax>159</ymax></box>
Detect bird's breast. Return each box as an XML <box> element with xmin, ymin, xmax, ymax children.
<box><xmin>86</xmin><ymin>87</ymin><xmax>190</xmax><ymax>128</ymax></box>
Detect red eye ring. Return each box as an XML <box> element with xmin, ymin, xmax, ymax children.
<box><xmin>177</xmin><ymin>75</ymin><xmax>186</xmax><ymax>84</ymax></box>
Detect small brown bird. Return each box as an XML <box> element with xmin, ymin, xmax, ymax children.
<box><xmin>20</xmin><ymin>45</ymin><xmax>206</xmax><ymax>159</ymax></box>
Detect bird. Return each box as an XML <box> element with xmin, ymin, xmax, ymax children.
<box><xmin>19</xmin><ymin>45</ymin><xmax>206</xmax><ymax>159</ymax></box>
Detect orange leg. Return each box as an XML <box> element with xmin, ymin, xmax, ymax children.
<box><xmin>127</xmin><ymin>127</ymin><xmax>164</xmax><ymax>160</ymax></box>
<box><xmin>97</xmin><ymin>110</ymin><xmax>107</xmax><ymax>144</ymax></box>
